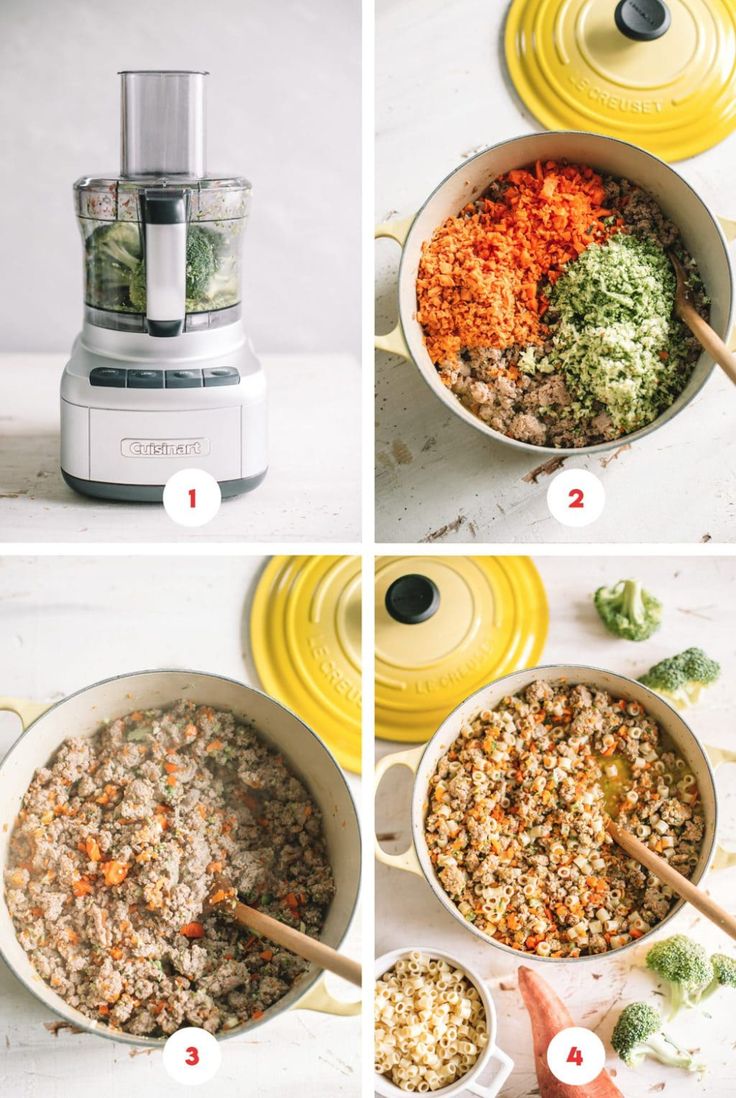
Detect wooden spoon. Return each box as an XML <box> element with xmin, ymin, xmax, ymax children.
<box><xmin>669</xmin><ymin>251</ymin><xmax>736</xmax><ymax>385</ymax></box>
<box><xmin>606</xmin><ymin>817</ymin><xmax>736</xmax><ymax>942</ymax></box>
<box><xmin>205</xmin><ymin>879</ymin><xmax>361</xmax><ymax>987</ymax></box>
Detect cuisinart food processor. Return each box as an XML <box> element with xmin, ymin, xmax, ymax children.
<box><xmin>61</xmin><ymin>70</ymin><xmax>267</xmax><ymax>501</ymax></box>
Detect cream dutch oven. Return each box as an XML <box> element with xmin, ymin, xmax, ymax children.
<box><xmin>374</xmin><ymin>946</ymin><xmax>513</xmax><ymax>1098</ymax></box>
<box><xmin>376</xmin><ymin>131</ymin><xmax>736</xmax><ymax>456</ymax></box>
<box><xmin>0</xmin><ymin>670</ymin><xmax>361</xmax><ymax>1046</ymax></box>
<box><xmin>375</xmin><ymin>664</ymin><xmax>736</xmax><ymax>963</ymax></box>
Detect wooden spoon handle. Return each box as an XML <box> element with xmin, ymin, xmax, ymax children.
<box><xmin>607</xmin><ymin>819</ymin><xmax>736</xmax><ymax>942</ymax></box>
<box><xmin>677</xmin><ymin>297</ymin><xmax>736</xmax><ymax>386</ymax></box>
<box><xmin>232</xmin><ymin>900</ymin><xmax>362</xmax><ymax>986</ymax></box>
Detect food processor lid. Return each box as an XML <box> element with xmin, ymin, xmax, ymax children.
<box><xmin>375</xmin><ymin>556</ymin><xmax>548</xmax><ymax>743</ymax></box>
<box><xmin>505</xmin><ymin>0</ymin><xmax>736</xmax><ymax>161</ymax></box>
<box><xmin>250</xmin><ymin>556</ymin><xmax>362</xmax><ymax>774</ymax></box>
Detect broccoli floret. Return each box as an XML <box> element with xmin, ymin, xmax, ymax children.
<box><xmin>639</xmin><ymin>648</ymin><xmax>720</xmax><ymax>708</ymax></box>
<box><xmin>646</xmin><ymin>935</ymin><xmax>713</xmax><ymax>1017</ymax></box>
<box><xmin>593</xmin><ymin>579</ymin><xmax>662</xmax><ymax>641</ymax></box>
<box><xmin>85</xmin><ymin>222</ymin><xmax>143</xmax><ymax>310</ymax></box>
<box><xmin>611</xmin><ymin>1001</ymin><xmax>704</xmax><ymax>1072</ymax></box>
<box><xmin>185</xmin><ymin>225</ymin><xmax>218</xmax><ymax>300</ymax></box>
<box><xmin>695</xmin><ymin>953</ymin><xmax>736</xmax><ymax>1003</ymax></box>
<box><xmin>128</xmin><ymin>261</ymin><xmax>147</xmax><ymax>313</ymax></box>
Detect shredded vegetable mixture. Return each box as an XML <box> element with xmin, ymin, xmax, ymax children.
<box><xmin>424</xmin><ymin>681</ymin><xmax>704</xmax><ymax>958</ymax></box>
<box><xmin>417</xmin><ymin>160</ymin><xmax>708</xmax><ymax>447</ymax></box>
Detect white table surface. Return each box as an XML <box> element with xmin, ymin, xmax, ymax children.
<box><xmin>376</xmin><ymin>556</ymin><xmax>736</xmax><ymax>1097</ymax></box>
<box><xmin>0</xmin><ymin>555</ymin><xmax>361</xmax><ymax>1098</ymax></box>
<box><xmin>375</xmin><ymin>0</ymin><xmax>736</xmax><ymax>544</ymax></box>
<box><xmin>0</xmin><ymin>354</ymin><xmax>361</xmax><ymax>543</ymax></box>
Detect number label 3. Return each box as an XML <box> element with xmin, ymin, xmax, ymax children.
<box><xmin>568</xmin><ymin>488</ymin><xmax>584</xmax><ymax>509</ymax></box>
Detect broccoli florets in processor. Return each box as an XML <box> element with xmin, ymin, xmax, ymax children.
<box><xmin>645</xmin><ymin>935</ymin><xmax>713</xmax><ymax>1017</ymax></box>
<box><xmin>639</xmin><ymin>647</ymin><xmax>721</xmax><ymax>708</ymax></box>
<box><xmin>593</xmin><ymin>578</ymin><xmax>662</xmax><ymax>641</ymax></box>
<box><xmin>85</xmin><ymin>222</ymin><xmax>220</xmax><ymax>313</ymax></box>
<box><xmin>611</xmin><ymin>1001</ymin><xmax>704</xmax><ymax>1072</ymax></box>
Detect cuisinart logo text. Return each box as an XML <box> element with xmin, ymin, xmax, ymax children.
<box><xmin>121</xmin><ymin>438</ymin><xmax>211</xmax><ymax>458</ymax></box>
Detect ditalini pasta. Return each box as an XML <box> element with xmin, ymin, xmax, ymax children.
<box><xmin>375</xmin><ymin>953</ymin><xmax>488</xmax><ymax>1091</ymax></box>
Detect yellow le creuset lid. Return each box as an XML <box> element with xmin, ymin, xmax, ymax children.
<box><xmin>250</xmin><ymin>555</ymin><xmax>361</xmax><ymax>773</ymax></box>
<box><xmin>505</xmin><ymin>0</ymin><xmax>736</xmax><ymax>161</ymax></box>
<box><xmin>375</xmin><ymin>556</ymin><xmax>548</xmax><ymax>743</ymax></box>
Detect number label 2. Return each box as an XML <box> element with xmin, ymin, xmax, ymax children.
<box><xmin>568</xmin><ymin>488</ymin><xmax>584</xmax><ymax>509</ymax></box>
<box><xmin>185</xmin><ymin>1046</ymin><xmax>200</xmax><ymax>1066</ymax></box>
<box><xmin>566</xmin><ymin>1046</ymin><xmax>583</xmax><ymax>1066</ymax></box>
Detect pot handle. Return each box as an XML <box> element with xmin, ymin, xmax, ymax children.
<box><xmin>705</xmin><ymin>742</ymin><xmax>736</xmax><ymax>870</ymax></box>
<box><xmin>465</xmin><ymin>1046</ymin><xmax>515</xmax><ymax>1098</ymax></box>
<box><xmin>375</xmin><ymin>744</ymin><xmax>424</xmax><ymax>876</ymax></box>
<box><xmin>0</xmin><ymin>697</ymin><xmax>50</xmax><ymax>731</ymax></box>
<box><xmin>293</xmin><ymin>972</ymin><xmax>361</xmax><ymax>1016</ymax></box>
<box><xmin>375</xmin><ymin>216</ymin><xmax>413</xmax><ymax>359</ymax></box>
<box><xmin>718</xmin><ymin>216</ymin><xmax>736</xmax><ymax>243</ymax></box>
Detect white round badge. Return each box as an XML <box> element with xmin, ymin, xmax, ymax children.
<box><xmin>546</xmin><ymin>1025</ymin><xmax>606</xmax><ymax>1086</ymax></box>
<box><xmin>163</xmin><ymin>469</ymin><xmax>222</xmax><ymax>527</ymax></box>
<box><xmin>162</xmin><ymin>1026</ymin><xmax>222</xmax><ymax>1085</ymax></box>
<box><xmin>546</xmin><ymin>468</ymin><xmax>605</xmax><ymax>527</ymax></box>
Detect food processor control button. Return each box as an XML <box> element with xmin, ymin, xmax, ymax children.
<box><xmin>165</xmin><ymin>369</ymin><xmax>204</xmax><ymax>388</ymax></box>
<box><xmin>203</xmin><ymin>366</ymin><xmax>241</xmax><ymax>387</ymax></box>
<box><xmin>127</xmin><ymin>370</ymin><xmax>164</xmax><ymax>389</ymax></box>
<box><xmin>89</xmin><ymin>367</ymin><xmax>127</xmax><ymax>388</ymax></box>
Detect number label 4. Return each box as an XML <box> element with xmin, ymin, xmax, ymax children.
<box><xmin>566</xmin><ymin>1046</ymin><xmax>583</xmax><ymax>1066</ymax></box>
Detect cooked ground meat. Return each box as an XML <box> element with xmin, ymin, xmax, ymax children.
<box><xmin>428</xmin><ymin>170</ymin><xmax>708</xmax><ymax>448</ymax></box>
<box><xmin>424</xmin><ymin>681</ymin><xmax>704</xmax><ymax>958</ymax></box>
<box><xmin>4</xmin><ymin>700</ymin><xmax>334</xmax><ymax>1036</ymax></box>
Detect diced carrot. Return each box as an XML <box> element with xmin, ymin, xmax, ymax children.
<box><xmin>110</xmin><ymin>946</ymin><xmax>123</xmax><ymax>960</ymax></box>
<box><xmin>180</xmin><ymin>921</ymin><xmax>205</xmax><ymax>939</ymax></box>
<box><xmin>85</xmin><ymin>837</ymin><xmax>102</xmax><ymax>862</ymax></box>
<box><xmin>166</xmin><ymin>775</ymin><xmax>177</xmax><ymax>786</ymax></box>
<box><xmin>206</xmin><ymin>740</ymin><xmax>223</xmax><ymax>753</ymax></box>
<box><xmin>260</xmin><ymin>950</ymin><xmax>273</xmax><ymax>961</ymax></box>
<box><xmin>164</xmin><ymin>762</ymin><xmax>178</xmax><ymax>774</ymax></box>
<box><xmin>252</xmin><ymin>1010</ymin><xmax>264</xmax><ymax>1020</ymax></box>
<box><xmin>73</xmin><ymin>876</ymin><xmax>94</xmax><ymax>897</ymax></box>
<box><xmin>101</xmin><ymin>860</ymin><xmax>129</xmax><ymax>886</ymax></box>
<box><xmin>207</xmin><ymin>861</ymin><xmax>223</xmax><ymax>874</ymax></box>
<box><xmin>98</xmin><ymin>1004</ymin><xmax>110</xmax><ymax>1016</ymax></box>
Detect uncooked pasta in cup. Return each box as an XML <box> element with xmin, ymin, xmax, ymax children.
<box><xmin>375</xmin><ymin>951</ymin><xmax>488</xmax><ymax>1091</ymax></box>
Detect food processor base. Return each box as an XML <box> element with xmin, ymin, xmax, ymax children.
<box><xmin>61</xmin><ymin>468</ymin><xmax>267</xmax><ymax>503</ymax></box>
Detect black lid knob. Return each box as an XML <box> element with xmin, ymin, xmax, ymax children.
<box><xmin>615</xmin><ymin>0</ymin><xmax>670</xmax><ymax>41</ymax></box>
<box><xmin>385</xmin><ymin>574</ymin><xmax>440</xmax><ymax>625</ymax></box>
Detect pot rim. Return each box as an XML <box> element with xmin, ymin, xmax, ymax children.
<box><xmin>374</xmin><ymin>944</ymin><xmax>499</xmax><ymax>1098</ymax></box>
<box><xmin>0</xmin><ymin>667</ymin><xmax>362</xmax><ymax>1046</ymax></box>
<box><xmin>396</xmin><ymin>130</ymin><xmax>734</xmax><ymax>457</ymax></box>
<box><xmin>405</xmin><ymin>662</ymin><xmax>718</xmax><ymax>964</ymax></box>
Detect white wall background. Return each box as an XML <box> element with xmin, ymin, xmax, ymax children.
<box><xmin>0</xmin><ymin>0</ymin><xmax>360</xmax><ymax>357</ymax></box>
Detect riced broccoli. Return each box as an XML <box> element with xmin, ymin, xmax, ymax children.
<box><xmin>639</xmin><ymin>648</ymin><xmax>720</xmax><ymax>708</ymax></box>
<box><xmin>593</xmin><ymin>578</ymin><xmax>662</xmax><ymax>641</ymax></box>
<box><xmin>611</xmin><ymin>1001</ymin><xmax>704</xmax><ymax>1072</ymax></box>
<box><xmin>645</xmin><ymin>935</ymin><xmax>713</xmax><ymax>1017</ymax></box>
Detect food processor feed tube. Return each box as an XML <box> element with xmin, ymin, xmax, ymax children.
<box><xmin>61</xmin><ymin>70</ymin><xmax>267</xmax><ymax>502</ymax></box>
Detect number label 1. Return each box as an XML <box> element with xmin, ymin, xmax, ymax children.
<box><xmin>568</xmin><ymin>488</ymin><xmax>584</xmax><ymax>509</ymax></box>
<box><xmin>188</xmin><ymin>488</ymin><xmax>196</xmax><ymax>509</ymax></box>
<box><xmin>566</xmin><ymin>1046</ymin><xmax>583</xmax><ymax>1066</ymax></box>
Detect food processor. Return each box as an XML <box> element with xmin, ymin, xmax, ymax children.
<box><xmin>61</xmin><ymin>70</ymin><xmax>267</xmax><ymax>501</ymax></box>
